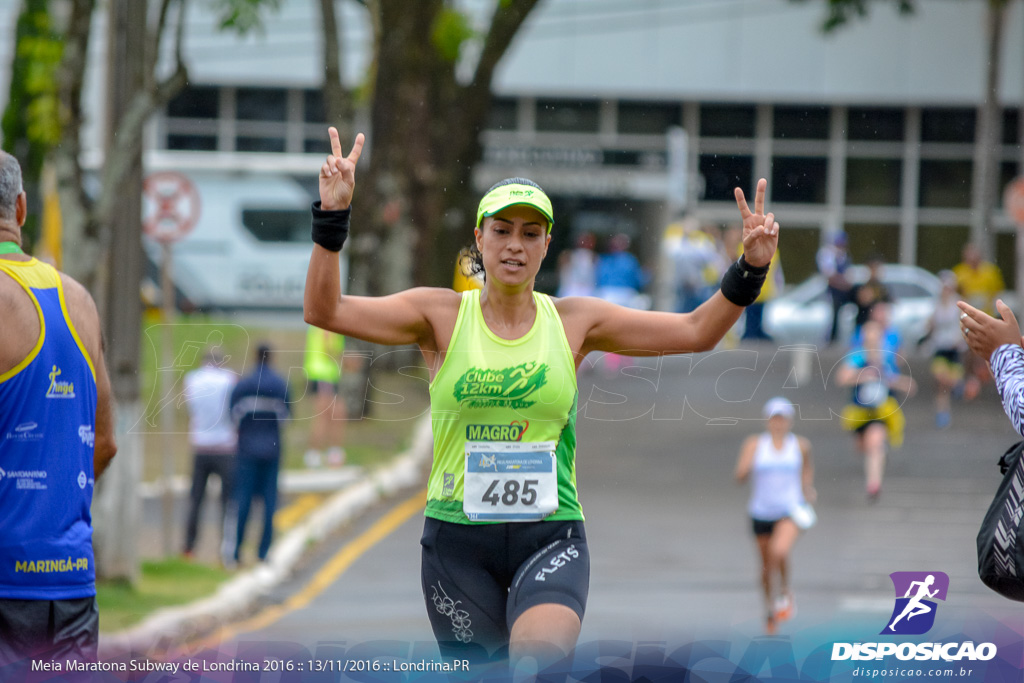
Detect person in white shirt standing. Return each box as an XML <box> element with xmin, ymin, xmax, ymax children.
<box><xmin>181</xmin><ymin>347</ymin><xmax>238</xmax><ymax>565</ymax></box>
<box><xmin>735</xmin><ymin>397</ymin><xmax>815</xmax><ymax>635</ymax></box>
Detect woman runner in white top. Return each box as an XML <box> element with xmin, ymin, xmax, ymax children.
<box><xmin>735</xmin><ymin>397</ymin><xmax>815</xmax><ymax>635</ymax></box>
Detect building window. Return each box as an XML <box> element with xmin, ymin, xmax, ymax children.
<box><xmin>699</xmin><ymin>154</ymin><xmax>752</xmax><ymax>201</ymax></box>
<box><xmin>771</xmin><ymin>157</ymin><xmax>827</xmax><ymax>204</ymax></box>
<box><xmin>618</xmin><ymin>101</ymin><xmax>681</xmax><ymax>135</ymax></box>
<box><xmin>919</xmin><ymin>159</ymin><xmax>973</xmax><ymax>208</ymax></box>
<box><xmin>236</xmin><ymin>87</ymin><xmax>288</xmax><ymax>122</ymax></box>
<box><xmin>1004</xmin><ymin>109</ymin><xmax>1020</xmax><ymax>146</ymax></box>
<box><xmin>304</xmin><ymin>89</ymin><xmax>325</xmax><ymax>124</ymax></box>
<box><xmin>241</xmin><ymin>208</ymin><xmax>311</xmax><ymax>242</ymax></box>
<box><xmin>487</xmin><ymin>98</ymin><xmax>518</xmax><ymax>131</ymax></box>
<box><xmin>845</xmin><ymin>223</ymin><xmax>900</xmax><ymax>264</ymax></box>
<box><xmin>699</xmin><ymin>104</ymin><xmax>756</xmax><ymax>138</ymax></box>
<box><xmin>847</xmin><ymin>107</ymin><xmax>904</xmax><ymax>142</ymax></box>
<box><xmin>304</xmin><ymin>138</ymin><xmax>331</xmax><ymax>154</ymax></box>
<box><xmin>536</xmin><ymin>99</ymin><xmax>600</xmax><ymax>133</ymax></box>
<box><xmin>167</xmin><ymin>134</ymin><xmax>217</xmax><ymax>152</ymax></box>
<box><xmin>921</xmin><ymin>108</ymin><xmax>976</xmax><ymax>143</ymax></box>
<box><xmin>167</xmin><ymin>85</ymin><xmax>219</xmax><ymax>119</ymax></box>
<box><xmin>773</xmin><ymin>105</ymin><xmax>829</xmax><ymax>140</ymax></box>
<box><xmin>846</xmin><ymin>158</ymin><xmax>902</xmax><ymax>206</ymax></box>
<box><xmin>236</xmin><ymin>136</ymin><xmax>286</xmax><ymax>153</ymax></box>
<box><xmin>917</xmin><ymin>225</ymin><xmax>970</xmax><ymax>273</ymax></box>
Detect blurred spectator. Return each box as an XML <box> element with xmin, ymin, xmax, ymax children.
<box><xmin>595</xmin><ymin>233</ymin><xmax>647</xmax><ymax>308</ymax></box>
<box><xmin>304</xmin><ymin>326</ymin><xmax>346</xmax><ymax>468</ymax></box>
<box><xmin>453</xmin><ymin>246</ymin><xmax>484</xmax><ymax>292</ymax></box>
<box><xmin>851</xmin><ymin>255</ymin><xmax>892</xmax><ymax>333</ymax></box>
<box><xmin>557</xmin><ymin>232</ymin><xmax>598</xmax><ymax>298</ymax></box>
<box><xmin>816</xmin><ymin>232</ymin><xmax>853</xmax><ymax>344</ymax></box>
<box><xmin>671</xmin><ymin>221</ymin><xmax>719</xmax><ymax>313</ymax></box>
<box><xmin>925</xmin><ymin>271</ymin><xmax>966</xmax><ymax>429</ymax></box>
<box><xmin>954</xmin><ymin>243</ymin><xmax>1004</xmax><ymax>315</ymax></box>
<box><xmin>230</xmin><ymin>343</ymin><xmax>291</xmax><ymax>564</ymax></box>
<box><xmin>954</xmin><ymin>244</ymin><xmax>1005</xmax><ymax>400</ymax></box>
<box><xmin>181</xmin><ymin>346</ymin><xmax>237</xmax><ymax>564</ymax></box>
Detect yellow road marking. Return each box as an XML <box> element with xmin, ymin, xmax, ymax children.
<box><xmin>195</xmin><ymin>488</ymin><xmax>426</xmax><ymax>651</ymax></box>
<box><xmin>273</xmin><ymin>493</ymin><xmax>324</xmax><ymax>531</ymax></box>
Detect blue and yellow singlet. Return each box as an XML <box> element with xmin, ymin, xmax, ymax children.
<box><xmin>0</xmin><ymin>257</ymin><xmax>98</xmax><ymax>599</ymax></box>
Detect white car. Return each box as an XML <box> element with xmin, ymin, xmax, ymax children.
<box><xmin>763</xmin><ymin>264</ymin><xmax>942</xmax><ymax>346</ymax></box>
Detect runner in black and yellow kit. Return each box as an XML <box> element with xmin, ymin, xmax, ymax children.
<box><xmin>304</xmin><ymin>129</ymin><xmax>781</xmax><ymax>668</ymax></box>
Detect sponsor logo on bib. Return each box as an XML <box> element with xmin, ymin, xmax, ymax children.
<box><xmin>465</xmin><ymin>420</ymin><xmax>529</xmax><ymax>441</ymax></box>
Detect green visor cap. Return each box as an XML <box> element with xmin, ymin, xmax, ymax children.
<box><xmin>475</xmin><ymin>183</ymin><xmax>554</xmax><ymax>232</ymax></box>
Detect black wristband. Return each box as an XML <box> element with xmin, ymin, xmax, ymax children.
<box><xmin>720</xmin><ymin>255</ymin><xmax>769</xmax><ymax>307</ymax></box>
<box><xmin>311</xmin><ymin>201</ymin><xmax>350</xmax><ymax>252</ymax></box>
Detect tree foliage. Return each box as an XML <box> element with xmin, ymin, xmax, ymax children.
<box><xmin>348</xmin><ymin>0</ymin><xmax>542</xmax><ymax>294</ymax></box>
<box><xmin>792</xmin><ymin>0</ymin><xmax>915</xmax><ymax>31</ymax></box>
<box><xmin>1</xmin><ymin>0</ymin><xmax>64</xmax><ymax>247</ymax></box>
<box><xmin>211</xmin><ymin>0</ymin><xmax>282</xmax><ymax>35</ymax></box>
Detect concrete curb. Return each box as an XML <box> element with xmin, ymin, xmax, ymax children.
<box><xmin>100</xmin><ymin>416</ymin><xmax>434</xmax><ymax>657</ymax></box>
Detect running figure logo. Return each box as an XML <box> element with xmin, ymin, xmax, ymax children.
<box><xmin>881</xmin><ymin>571</ymin><xmax>949</xmax><ymax>635</ymax></box>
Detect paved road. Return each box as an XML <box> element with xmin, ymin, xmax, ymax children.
<box><xmin>170</xmin><ymin>345</ymin><xmax>1024</xmax><ymax>678</ymax></box>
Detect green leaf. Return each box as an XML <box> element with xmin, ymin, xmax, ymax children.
<box><xmin>431</xmin><ymin>8</ymin><xmax>475</xmax><ymax>64</ymax></box>
<box><xmin>208</xmin><ymin>0</ymin><xmax>283</xmax><ymax>36</ymax></box>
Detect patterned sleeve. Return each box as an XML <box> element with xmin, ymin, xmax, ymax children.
<box><xmin>990</xmin><ymin>344</ymin><xmax>1024</xmax><ymax>437</ymax></box>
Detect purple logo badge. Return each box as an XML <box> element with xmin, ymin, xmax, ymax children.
<box><xmin>881</xmin><ymin>571</ymin><xmax>949</xmax><ymax>635</ymax></box>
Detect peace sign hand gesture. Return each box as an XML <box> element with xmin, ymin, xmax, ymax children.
<box><xmin>734</xmin><ymin>178</ymin><xmax>780</xmax><ymax>268</ymax></box>
<box><xmin>319</xmin><ymin>127</ymin><xmax>365</xmax><ymax>211</ymax></box>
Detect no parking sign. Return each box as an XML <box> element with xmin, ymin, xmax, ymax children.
<box><xmin>143</xmin><ymin>171</ymin><xmax>200</xmax><ymax>244</ymax></box>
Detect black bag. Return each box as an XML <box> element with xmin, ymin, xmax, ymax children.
<box><xmin>977</xmin><ymin>440</ymin><xmax>1024</xmax><ymax>601</ymax></box>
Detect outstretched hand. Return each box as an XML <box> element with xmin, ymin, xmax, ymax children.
<box><xmin>958</xmin><ymin>299</ymin><xmax>1023</xmax><ymax>361</ymax></box>
<box><xmin>319</xmin><ymin>127</ymin><xmax>365</xmax><ymax>211</ymax></box>
<box><xmin>734</xmin><ymin>178</ymin><xmax>779</xmax><ymax>268</ymax></box>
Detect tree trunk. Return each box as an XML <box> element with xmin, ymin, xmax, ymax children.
<box><xmin>54</xmin><ymin>0</ymin><xmax>99</xmax><ymax>289</ymax></box>
<box><xmin>90</xmin><ymin>0</ymin><xmax>146</xmax><ymax>583</ymax></box>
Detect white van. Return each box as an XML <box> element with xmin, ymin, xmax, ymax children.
<box><xmin>142</xmin><ymin>171</ymin><xmax>344</xmax><ymax>310</ymax></box>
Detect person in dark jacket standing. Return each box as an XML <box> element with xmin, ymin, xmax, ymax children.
<box><xmin>229</xmin><ymin>343</ymin><xmax>291</xmax><ymax>563</ymax></box>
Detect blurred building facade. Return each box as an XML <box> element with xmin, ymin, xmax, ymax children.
<box><xmin>0</xmin><ymin>0</ymin><xmax>1021</xmax><ymax>293</ymax></box>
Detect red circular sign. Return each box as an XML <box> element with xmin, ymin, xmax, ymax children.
<box><xmin>142</xmin><ymin>171</ymin><xmax>200</xmax><ymax>244</ymax></box>
<box><xmin>1003</xmin><ymin>176</ymin><xmax>1024</xmax><ymax>227</ymax></box>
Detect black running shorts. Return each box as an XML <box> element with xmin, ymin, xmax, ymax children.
<box><xmin>0</xmin><ymin>596</ymin><xmax>99</xmax><ymax>668</ymax></box>
<box><xmin>420</xmin><ymin>517</ymin><xmax>589</xmax><ymax>660</ymax></box>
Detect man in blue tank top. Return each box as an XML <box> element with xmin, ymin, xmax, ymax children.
<box><xmin>0</xmin><ymin>152</ymin><xmax>117</xmax><ymax>669</ymax></box>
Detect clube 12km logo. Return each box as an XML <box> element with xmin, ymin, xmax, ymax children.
<box><xmin>832</xmin><ymin>572</ymin><xmax>997</xmax><ymax>663</ymax></box>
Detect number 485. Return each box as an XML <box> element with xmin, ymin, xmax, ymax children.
<box><xmin>482</xmin><ymin>479</ymin><xmax>538</xmax><ymax>507</ymax></box>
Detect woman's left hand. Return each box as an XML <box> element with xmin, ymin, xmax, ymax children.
<box><xmin>734</xmin><ymin>178</ymin><xmax>780</xmax><ymax>268</ymax></box>
<box><xmin>958</xmin><ymin>299</ymin><xmax>1023</xmax><ymax>361</ymax></box>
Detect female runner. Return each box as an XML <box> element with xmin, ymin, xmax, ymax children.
<box><xmin>303</xmin><ymin>128</ymin><xmax>781</xmax><ymax>668</ymax></box>
<box><xmin>735</xmin><ymin>397</ymin><xmax>815</xmax><ymax>634</ymax></box>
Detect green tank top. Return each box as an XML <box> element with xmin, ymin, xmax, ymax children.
<box><xmin>427</xmin><ymin>289</ymin><xmax>582</xmax><ymax>524</ymax></box>
<box><xmin>304</xmin><ymin>326</ymin><xmax>345</xmax><ymax>383</ymax></box>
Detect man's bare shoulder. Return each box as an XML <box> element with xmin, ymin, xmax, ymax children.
<box><xmin>0</xmin><ymin>267</ymin><xmax>41</xmax><ymax>374</ymax></box>
<box><xmin>58</xmin><ymin>272</ymin><xmax>102</xmax><ymax>356</ymax></box>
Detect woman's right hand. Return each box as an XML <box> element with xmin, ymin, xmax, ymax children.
<box><xmin>319</xmin><ymin>127</ymin><xmax>365</xmax><ymax>211</ymax></box>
